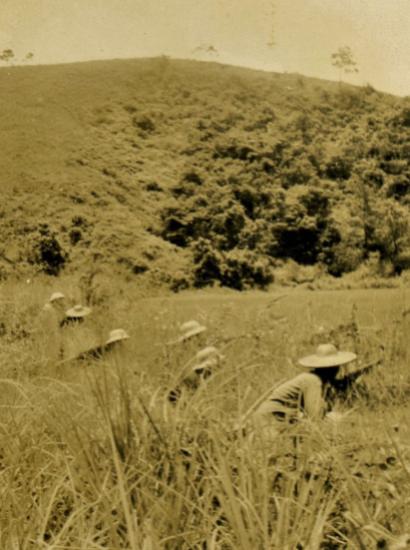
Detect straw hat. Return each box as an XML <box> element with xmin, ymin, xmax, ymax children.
<box><xmin>105</xmin><ymin>328</ymin><xmax>130</xmax><ymax>345</ymax></box>
<box><xmin>192</xmin><ymin>346</ymin><xmax>224</xmax><ymax>373</ymax></box>
<box><xmin>298</xmin><ymin>343</ymin><xmax>357</xmax><ymax>368</ymax></box>
<box><xmin>178</xmin><ymin>320</ymin><xmax>206</xmax><ymax>342</ymax></box>
<box><xmin>65</xmin><ymin>304</ymin><xmax>92</xmax><ymax>318</ymax></box>
<box><xmin>195</xmin><ymin>346</ymin><xmax>224</xmax><ymax>363</ymax></box>
<box><xmin>49</xmin><ymin>291</ymin><xmax>65</xmax><ymax>303</ymax></box>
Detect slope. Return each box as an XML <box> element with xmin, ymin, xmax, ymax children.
<box><xmin>1</xmin><ymin>57</ymin><xmax>409</xmax><ymax>289</ymax></box>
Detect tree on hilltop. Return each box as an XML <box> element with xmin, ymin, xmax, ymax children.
<box><xmin>331</xmin><ymin>46</ymin><xmax>359</xmax><ymax>83</ymax></box>
<box><xmin>0</xmin><ymin>48</ymin><xmax>14</xmax><ymax>64</ymax></box>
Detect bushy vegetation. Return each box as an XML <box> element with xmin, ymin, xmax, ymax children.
<box><xmin>0</xmin><ymin>280</ymin><xmax>409</xmax><ymax>547</ymax></box>
<box><xmin>27</xmin><ymin>223</ymin><xmax>68</xmax><ymax>276</ymax></box>
<box><xmin>158</xmin><ymin>75</ymin><xmax>410</xmax><ymax>288</ymax></box>
<box><xmin>1</xmin><ymin>58</ymin><xmax>410</xmax><ymax>289</ymax></box>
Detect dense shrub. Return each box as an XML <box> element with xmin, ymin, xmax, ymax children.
<box><xmin>28</xmin><ymin>224</ymin><xmax>68</xmax><ymax>276</ymax></box>
<box><xmin>133</xmin><ymin>114</ymin><xmax>156</xmax><ymax>133</ymax></box>
<box><xmin>325</xmin><ymin>155</ymin><xmax>352</xmax><ymax>180</ymax></box>
<box><xmin>391</xmin><ymin>106</ymin><xmax>410</xmax><ymax>128</ymax></box>
<box><xmin>69</xmin><ymin>228</ymin><xmax>82</xmax><ymax>245</ymax></box>
<box><xmin>160</xmin><ymin>106</ymin><xmax>410</xmax><ymax>287</ymax></box>
<box><xmin>193</xmin><ymin>238</ymin><xmax>222</xmax><ymax>287</ymax></box>
<box><xmin>220</xmin><ymin>249</ymin><xmax>273</xmax><ymax>290</ymax></box>
<box><xmin>192</xmin><ymin>238</ymin><xmax>273</xmax><ymax>290</ymax></box>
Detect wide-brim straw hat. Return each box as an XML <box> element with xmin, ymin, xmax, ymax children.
<box><xmin>298</xmin><ymin>343</ymin><xmax>357</xmax><ymax>368</ymax></box>
<box><xmin>49</xmin><ymin>291</ymin><xmax>65</xmax><ymax>303</ymax></box>
<box><xmin>105</xmin><ymin>329</ymin><xmax>130</xmax><ymax>345</ymax></box>
<box><xmin>65</xmin><ymin>304</ymin><xmax>92</xmax><ymax>318</ymax></box>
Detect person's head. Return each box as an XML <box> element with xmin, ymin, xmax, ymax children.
<box><xmin>311</xmin><ymin>366</ymin><xmax>340</xmax><ymax>383</ymax></box>
<box><xmin>105</xmin><ymin>329</ymin><xmax>130</xmax><ymax>350</ymax></box>
<box><xmin>192</xmin><ymin>346</ymin><xmax>224</xmax><ymax>376</ymax></box>
<box><xmin>177</xmin><ymin>320</ymin><xmax>207</xmax><ymax>344</ymax></box>
<box><xmin>48</xmin><ymin>292</ymin><xmax>66</xmax><ymax>311</ymax></box>
<box><xmin>298</xmin><ymin>343</ymin><xmax>357</xmax><ymax>383</ymax></box>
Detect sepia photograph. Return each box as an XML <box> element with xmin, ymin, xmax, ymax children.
<box><xmin>1</xmin><ymin>0</ymin><xmax>410</xmax><ymax>547</ymax></box>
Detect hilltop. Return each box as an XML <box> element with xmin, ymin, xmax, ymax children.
<box><xmin>1</xmin><ymin>57</ymin><xmax>410</xmax><ymax>291</ymax></box>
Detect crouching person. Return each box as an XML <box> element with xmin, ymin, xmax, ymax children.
<box><xmin>61</xmin><ymin>328</ymin><xmax>130</xmax><ymax>364</ymax></box>
<box><xmin>37</xmin><ymin>292</ymin><xmax>67</xmax><ymax>362</ymax></box>
<box><xmin>168</xmin><ymin>346</ymin><xmax>224</xmax><ymax>404</ymax></box>
<box><xmin>251</xmin><ymin>344</ymin><xmax>358</xmax><ymax>441</ymax></box>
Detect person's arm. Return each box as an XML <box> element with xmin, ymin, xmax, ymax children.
<box><xmin>343</xmin><ymin>359</ymin><xmax>382</xmax><ymax>383</ymax></box>
<box><xmin>302</xmin><ymin>376</ymin><xmax>326</xmax><ymax>419</ymax></box>
<box><xmin>333</xmin><ymin>360</ymin><xmax>383</xmax><ymax>396</ymax></box>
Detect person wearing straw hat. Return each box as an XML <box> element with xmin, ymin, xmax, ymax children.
<box><xmin>37</xmin><ymin>291</ymin><xmax>67</xmax><ymax>360</ymax></box>
<box><xmin>104</xmin><ymin>328</ymin><xmax>130</xmax><ymax>352</ymax></box>
<box><xmin>168</xmin><ymin>345</ymin><xmax>224</xmax><ymax>403</ymax></box>
<box><xmin>49</xmin><ymin>291</ymin><xmax>66</xmax><ymax>305</ymax></box>
<box><xmin>175</xmin><ymin>320</ymin><xmax>207</xmax><ymax>344</ymax></box>
<box><xmin>193</xmin><ymin>346</ymin><xmax>225</xmax><ymax>375</ymax></box>
<box><xmin>42</xmin><ymin>291</ymin><xmax>66</xmax><ymax>319</ymax></box>
<box><xmin>166</xmin><ymin>320</ymin><xmax>207</xmax><ymax>361</ymax></box>
<box><xmin>57</xmin><ymin>304</ymin><xmax>93</xmax><ymax>360</ymax></box>
<box><xmin>253</xmin><ymin>343</ymin><xmax>358</xmax><ymax>428</ymax></box>
<box><xmin>60</xmin><ymin>304</ymin><xmax>92</xmax><ymax>327</ymax></box>
<box><xmin>63</xmin><ymin>328</ymin><xmax>130</xmax><ymax>363</ymax></box>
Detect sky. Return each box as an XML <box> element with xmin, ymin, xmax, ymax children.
<box><xmin>1</xmin><ymin>0</ymin><xmax>409</xmax><ymax>96</ymax></box>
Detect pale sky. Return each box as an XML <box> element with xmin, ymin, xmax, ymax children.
<box><xmin>1</xmin><ymin>0</ymin><xmax>409</xmax><ymax>96</ymax></box>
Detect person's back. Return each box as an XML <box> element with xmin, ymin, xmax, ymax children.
<box><xmin>60</xmin><ymin>305</ymin><xmax>95</xmax><ymax>360</ymax></box>
<box><xmin>256</xmin><ymin>372</ymin><xmax>324</xmax><ymax>422</ymax></box>
<box><xmin>76</xmin><ymin>328</ymin><xmax>130</xmax><ymax>362</ymax></box>
<box><xmin>37</xmin><ymin>292</ymin><xmax>66</xmax><ymax>361</ymax></box>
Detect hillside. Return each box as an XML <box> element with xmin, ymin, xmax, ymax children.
<box><xmin>1</xmin><ymin>57</ymin><xmax>410</xmax><ymax>290</ymax></box>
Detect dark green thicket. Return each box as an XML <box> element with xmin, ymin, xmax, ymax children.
<box><xmin>159</xmin><ymin>79</ymin><xmax>410</xmax><ymax>287</ymax></box>
<box><xmin>27</xmin><ymin>224</ymin><xmax>68</xmax><ymax>276</ymax></box>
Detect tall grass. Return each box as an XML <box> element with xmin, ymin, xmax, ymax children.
<box><xmin>0</xmin><ymin>280</ymin><xmax>409</xmax><ymax>547</ymax></box>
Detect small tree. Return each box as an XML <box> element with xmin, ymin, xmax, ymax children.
<box><xmin>0</xmin><ymin>48</ymin><xmax>14</xmax><ymax>64</ymax></box>
<box><xmin>331</xmin><ymin>46</ymin><xmax>358</xmax><ymax>83</ymax></box>
<box><xmin>192</xmin><ymin>44</ymin><xmax>219</xmax><ymax>57</ymax></box>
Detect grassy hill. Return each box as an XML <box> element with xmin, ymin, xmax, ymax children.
<box><xmin>1</xmin><ymin>57</ymin><xmax>410</xmax><ymax>290</ymax></box>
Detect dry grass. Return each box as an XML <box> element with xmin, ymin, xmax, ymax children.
<box><xmin>0</xmin><ymin>280</ymin><xmax>409</xmax><ymax>548</ymax></box>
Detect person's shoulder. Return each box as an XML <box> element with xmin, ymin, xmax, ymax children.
<box><xmin>295</xmin><ymin>372</ymin><xmax>322</xmax><ymax>386</ymax></box>
<box><xmin>41</xmin><ymin>303</ymin><xmax>58</xmax><ymax>318</ymax></box>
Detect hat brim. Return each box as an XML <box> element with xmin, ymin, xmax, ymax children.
<box><xmin>105</xmin><ymin>335</ymin><xmax>130</xmax><ymax>345</ymax></box>
<box><xmin>49</xmin><ymin>294</ymin><xmax>65</xmax><ymax>303</ymax></box>
<box><xmin>298</xmin><ymin>351</ymin><xmax>357</xmax><ymax>368</ymax></box>
<box><xmin>65</xmin><ymin>306</ymin><xmax>92</xmax><ymax>318</ymax></box>
<box><xmin>178</xmin><ymin>326</ymin><xmax>206</xmax><ymax>342</ymax></box>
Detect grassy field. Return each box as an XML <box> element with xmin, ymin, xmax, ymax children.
<box><xmin>0</xmin><ymin>280</ymin><xmax>410</xmax><ymax>548</ymax></box>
